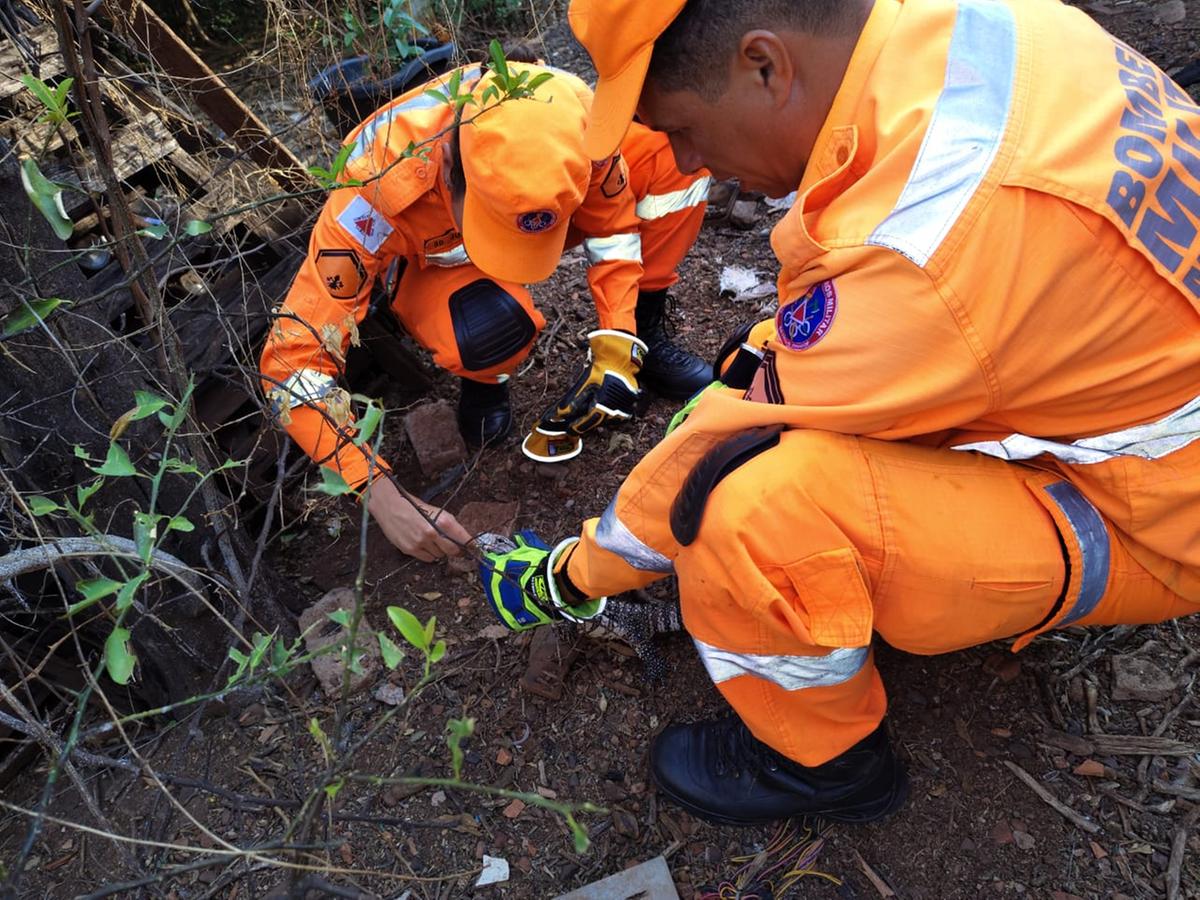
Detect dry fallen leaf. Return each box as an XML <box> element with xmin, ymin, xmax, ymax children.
<box><xmin>992</xmin><ymin>820</ymin><xmax>1014</xmax><ymax>845</ymax></box>
<box><xmin>496</xmin><ymin>748</ymin><xmax>513</xmax><ymax>766</ymax></box>
<box><xmin>502</xmin><ymin>799</ymin><xmax>525</xmax><ymax>819</ymax></box>
<box><xmin>1073</xmin><ymin>759</ymin><xmax>1105</xmax><ymax>777</ymax></box>
<box><xmin>1089</xmin><ymin>840</ymin><xmax>1108</xmax><ymax>859</ymax></box>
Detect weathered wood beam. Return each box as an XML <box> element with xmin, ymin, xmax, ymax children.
<box><xmin>121</xmin><ymin>1</ymin><xmax>314</xmax><ymax>195</ymax></box>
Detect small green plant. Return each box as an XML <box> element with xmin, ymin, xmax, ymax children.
<box><xmin>333</xmin><ymin>0</ymin><xmax>430</xmax><ymax>70</ymax></box>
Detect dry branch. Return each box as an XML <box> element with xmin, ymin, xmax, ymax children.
<box><xmin>1002</xmin><ymin>760</ymin><xmax>1101</xmax><ymax>834</ymax></box>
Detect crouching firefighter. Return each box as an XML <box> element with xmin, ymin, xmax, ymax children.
<box><xmin>476</xmin><ymin>0</ymin><xmax>1200</xmax><ymax>826</ymax></box>
<box><xmin>260</xmin><ymin>59</ymin><xmax>712</xmax><ymax>562</ymax></box>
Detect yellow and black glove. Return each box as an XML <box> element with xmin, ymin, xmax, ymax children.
<box><xmin>544</xmin><ymin>329</ymin><xmax>647</xmax><ymax>436</ymax></box>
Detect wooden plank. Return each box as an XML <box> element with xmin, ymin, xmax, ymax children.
<box><xmin>121</xmin><ymin>3</ymin><xmax>313</xmax><ymax>195</ymax></box>
<box><xmin>49</xmin><ymin>113</ymin><xmax>180</xmax><ymax>214</ymax></box>
<box><xmin>0</xmin><ymin>25</ymin><xmax>64</xmax><ymax>101</ymax></box>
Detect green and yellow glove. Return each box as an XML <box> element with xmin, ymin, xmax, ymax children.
<box><xmin>478</xmin><ymin>531</ymin><xmax>606</xmax><ymax>632</ymax></box>
<box><xmin>543</xmin><ymin>330</ymin><xmax>647</xmax><ymax>437</ymax></box>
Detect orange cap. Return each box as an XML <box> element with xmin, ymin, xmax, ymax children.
<box><xmin>568</xmin><ymin>0</ymin><xmax>687</xmax><ymax>160</ymax></box>
<box><xmin>460</xmin><ymin>68</ymin><xmax>593</xmax><ymax>285</ymax></box>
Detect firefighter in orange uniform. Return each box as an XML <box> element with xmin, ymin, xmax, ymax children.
<box><xmin>479</xmin><ymin>0</ymin><xmax>1200</xmax><ymax>825</ymax></box>
<box><xmin>260</xmin><ymin>61</ymin><xmax>712</xmax><ymax>562</ymax></box>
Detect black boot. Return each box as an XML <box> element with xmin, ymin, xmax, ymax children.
<box><xmin>635</xmin><ymin>289</ymin><xmax>713</xmax><ymax>401</ymax></box>
<box><xmin>651</xmin><ymin>716</ymin><xmax>908</xmax><ymax>826</ymax></box>
<box><xmin>457</xmin><ymin>378</ymin><xmax>512</xmax><ymax>448</ymax></box>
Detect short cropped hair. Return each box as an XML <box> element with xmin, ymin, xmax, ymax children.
<box><xmin>648</xmin><ymin>0</ymin><xmax>861</xmax><ymax>98</ymax></box>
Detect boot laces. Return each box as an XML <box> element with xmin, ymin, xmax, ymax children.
<box><xmin>713</xmin><ymin>717</ymin><xmax>781</xmax><ymax>778</ymax></box>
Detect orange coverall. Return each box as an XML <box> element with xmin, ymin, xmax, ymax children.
<box><xmin>259</xmin><ymin>68</ymin><xmax>710</xmax><ymax>488</ymax></box>
<box><xmin>561</xmin><ymin>0</ymin><xmax>1200</xmax><ymax>766</ymax></box>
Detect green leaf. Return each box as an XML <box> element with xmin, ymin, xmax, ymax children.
<box><xmin>92</xmin><ymin>442</ymin><xmax>137</xmax><ymax>477</ymax></box>
<box><xmin>20</xmin><ymin>159</ymin><xmax>73</xmax><ymax>241</ymax></box>
<box><xmin>423</xmin><ymin>89</ymin><xmax>449</xmax><ymax>105</ymax></box>
<box><xmin>314</xmin><ymin>468</ymin><xmax>353</xmax><ymax>497</ymax></box>
<box><xmin>227</xmin><ymin>646</ymin><xmax>250</xmax><ymax>685</ymax></box>
<box><xmin>271</xmin><ymin>636</ymin><xmax>290</xmax><ymax>670</ymax></box>
<box><xmin>138</xmin><ymin>221</ymin><xmax>169</xmax><ymax>241</ymax></box>
<box><xmin>104</xmin><ymin>627</ymin><xmax>137</xmax><ymax>685</ymax></box>
<box><xmin>76</xmin><ymin>578</ymin><xmax>122</xmax><ymax>604</ymax></box>
<box><xmin>378</xmin><ymin>632</ymin><xmax>405</xmax><ymax>670</ymax></box>
<box><xmin>27</xmin><ymin>496</ymin><xmax>61</xmax><ymax>516</ymax></box>
<box><xmin>129</xmin><ymin>391</ymin><xmax>169</xmax><ymax>422</ymax></box>
<box><xmin>481</xmin><ymin>85</ymin><xmax>500</xmax><ymax>106</ymax></box>
<box><xmin>488</xmin><ymin>39</ymin><xmax>510</xmax><ymax>84</ymax></box>
<box><xmin>184</xmin><ymin>220</ymin><xmax>212</xmax><ymax>236</ymax></box>
<box><xmin>330</xmin><ymin>144</ymin><xmax>354</xmax><ymax>180</ymax></box>
<box><xmin>20</xmin><ymin>74</ymin><xmax>58</xmax><ymax>112</ymax></box>
<box><xmin>166</xmin><ymin>516</ymin><xmax>195</xmax><ymax>533</ymax></box>
<box><xmin>567</xmin><ymin>814</ymin><xmax>590</xmax><ymax>854</ymax></box>
<box><xmin>156</xmin><ymin>398</ymin><xmax>188</xmax><ymax>431</ymax></box>
<box><xmin>115</xmin><ymin>572</ymin><xmax>151</xmax><ymax>612</ymax></box>
<box><xmin>132</xmin><ymin>512</ymin><xmax>159</xmax><ymax>564</ymax></box>
<box><xmin>445</xmin><ymin>717</ymin><xmax>475</xmax><ymax>780</ymax></box>
<box><xmin>387</xmin><ymin>606</ymin><xmax>427</xmax><ymax>651</ymax></box>
<box><xmin>327</xmin><ymin>609</ymin><xmax>351</xmax><ymax>629</ymax></box>
<box><xmin>76</xmin><ymin>477</ymin><xmax>102</xmax><ymax>509</ymax></box>
<box><xmin>527</xmin><ymin>72</ymin><xmax>554</xmax><ymax>93</ymax></box>
<box><xmin>352</xmin><ymin>402</ymin><xmax>383</xmax><ymax>447</ymax></box>
<box><xmin>163</xmin><ymin>458</ymin><xmax>202</xmax><ymax>476</ymax></box>
<box><xmin>248</xmin><ymin>632</ymin><xmax>272</xmax><ymax>671</ymax></box>
<box><xmin>423</xmin><ymin>615</ymin><xmax>437</xmax><ymax>648</ymax></box>
<box><xmin>2</xmin><ymin>297</ymin><xmax>68</xmax><ymax>339</ymax></box>
<box><xmin>73</xmin><ymin>444</ymin><xmax>91</xmax><ymax>460</ymax></box>
<box><xmin>429</xmin><ymin>640</ymin><xmax>447</xmax><ymax>664</ymax></box>
<box><xmin>324</xmin><ymin>779</ymin><xmax>344</xmax><ymax>801</ymax></box>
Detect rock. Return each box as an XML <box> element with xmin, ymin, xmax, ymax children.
<box><xmin>297</xmin><ymin>588</ymin><xmax>382</xmax><ymax>698</ymax></box>
<box><xmin>705</xmin><ymin>179</ymin><xmax>739</xmax><ymax>219</ymax></box>
<box><xmin>1153</xmin><ymin>0</ymin><xmax>1186</xmax><ymax>24</ymax></box>
<box><xmin>448</xmin><ymin>500</ymin><xmax>521</xmax><ymax>573</ymax></box>
<box><xmin>373</xmin><ymin>681</ymin><xmax>405</xmax><ymax>706</ymax></box>
<box><xmin>1111</xmin><ymin>655</ymin><xmax>1176</xmax><ymax>701</ymax></box>
<box><xmin>403</xmin><ymin>401</ymin><xmax>467</xmax><ymax>478</ymax></box>
<box><xmin>729</xmin><ymin>199</ymin><xmax>762</xmax><ymax>229</ymax></box>
<box><xmin>611</xmin><ymin>808</ymin><xmax>640</xmax><ymax>840</ymax></box>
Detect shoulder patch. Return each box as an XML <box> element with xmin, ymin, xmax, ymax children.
<box><xmin>336</xmin><ymin>196</ymin><xmax>395</xmax><ymax>255</ymax></box>
<box><xmin>601</xmin><ymin>154</ymin><xmax>629</xmax><ymax>198</ymax></box>
<box><xmin>775</xmin><ymin>280</ymin><xmax>838</xmax><ymax>351</ymax></box>
<box><xmin>315</xmin><ymin>249</ymin><xmax>368</xmax><ymax>300</ymax></box>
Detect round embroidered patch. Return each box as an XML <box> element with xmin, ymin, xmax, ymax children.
<box><xmin>516</xmin><ymin>210</ymin><xmax>558</xmax><ymax>234</ymax></box>
<box><xmin>776</xmin><ymin>280</ymin><xmax>838</xmax><ymax>351</ymax></box>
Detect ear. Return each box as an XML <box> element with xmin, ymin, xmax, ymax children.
<box><xmin>734</xmin><ymin>31</ymin><xmax>794</xmax><ymax>108</ymax></box>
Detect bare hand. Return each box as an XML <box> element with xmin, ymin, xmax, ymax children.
<box><xmin>366</xmin><ymin>476</ymin><xmax>472</xmax><ymax>562</ymax></box>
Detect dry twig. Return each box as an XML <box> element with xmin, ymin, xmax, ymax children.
<box><xmin>1002</xmin><ymin>760</ymin><xmax>1101</xmax><ymax>834</ymax></box>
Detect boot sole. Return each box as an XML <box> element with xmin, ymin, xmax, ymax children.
<box><xmin>651</xmin><ymin>764</ymin><xmax>911</xmax><ymax>828</ymax></box>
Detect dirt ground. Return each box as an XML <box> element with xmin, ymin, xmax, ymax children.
<box><xmin>4</xmin><ymin>2</ymin><xmax>1200</xmax><ymax>898</ymax></box>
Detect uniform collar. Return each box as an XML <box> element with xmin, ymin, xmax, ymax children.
<box><xmin>772</xmin><ymin>0</ymin><xmax>904</xmax><ymax>266</ymax></box>
<box><xmin>799</xmin><ymin>0</ymin><xmax>903</xmax><ymax>193</ymax></box>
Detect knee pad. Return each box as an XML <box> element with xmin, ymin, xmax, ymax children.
<box><xmin>449</xmin><ymin>280</ymin><xmax>537</xmax><ymax>371</ymax></box>
<box><xmin>671</xmin><ymin>426</ymin><xmax>784</xmax><ymax>546</ymax></box>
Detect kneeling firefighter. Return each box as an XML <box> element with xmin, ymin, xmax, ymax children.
<box><xmin>477</xmin><ymin>0</ymin><xmax>1200</xmax><ymax>828</ymax></box>
<box><xmin>260</xmin><ymin>57</ymin><xmax>712</xmax><ymax>562</ymax></box>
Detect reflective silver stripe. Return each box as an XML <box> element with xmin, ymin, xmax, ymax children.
<box><xmin>953</xmin><ymin>394</ymin><xmax>1200</xmax><ymax>465</ymax></box>
<box><xmin>636</xmin><ymin>177</ymin><xmax>713</xmax><ymax>221</ymax></box>
<box><xmin>595</xmin><ymin>497</ymin><xmax>674</xmax><ymax>573</ymax></box>
<box><xmin>1045</xmin><ymin>482</ymin><xmax>1111</xmax><ymax>626</ymax></box>
<box><xmin>275</xmin><ymin>370</ymin><xmax>337</xmax><ymax>411</ymax></box>
<box><xmin>695</xmin><ymin>641</ymin><xmax>869</xmax><ymax>692</ymax></box>
<box><xmin>426</xmin><ymin>245</ymin><xmax>471</xmax><ymax>267</ymax></box>
<box><xmin>349</xmin><ymin>66</ymin><xmax>484</xmax><ymax>163</ymax></box>
<box><xmin>584</xmin><ymin>233</ymin><xmax>643</xmax><ymax>265</ymax></box>
<box><xmin>866</xmin><ymin>0</ymin><xmax>1017</xmax><ymax>267</ymax></box>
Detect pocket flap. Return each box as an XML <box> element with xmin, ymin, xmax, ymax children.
<box><xmin>784</xmin><ymin>547</ymin><xmax>874</xmax><ymax>648</ymax></box>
